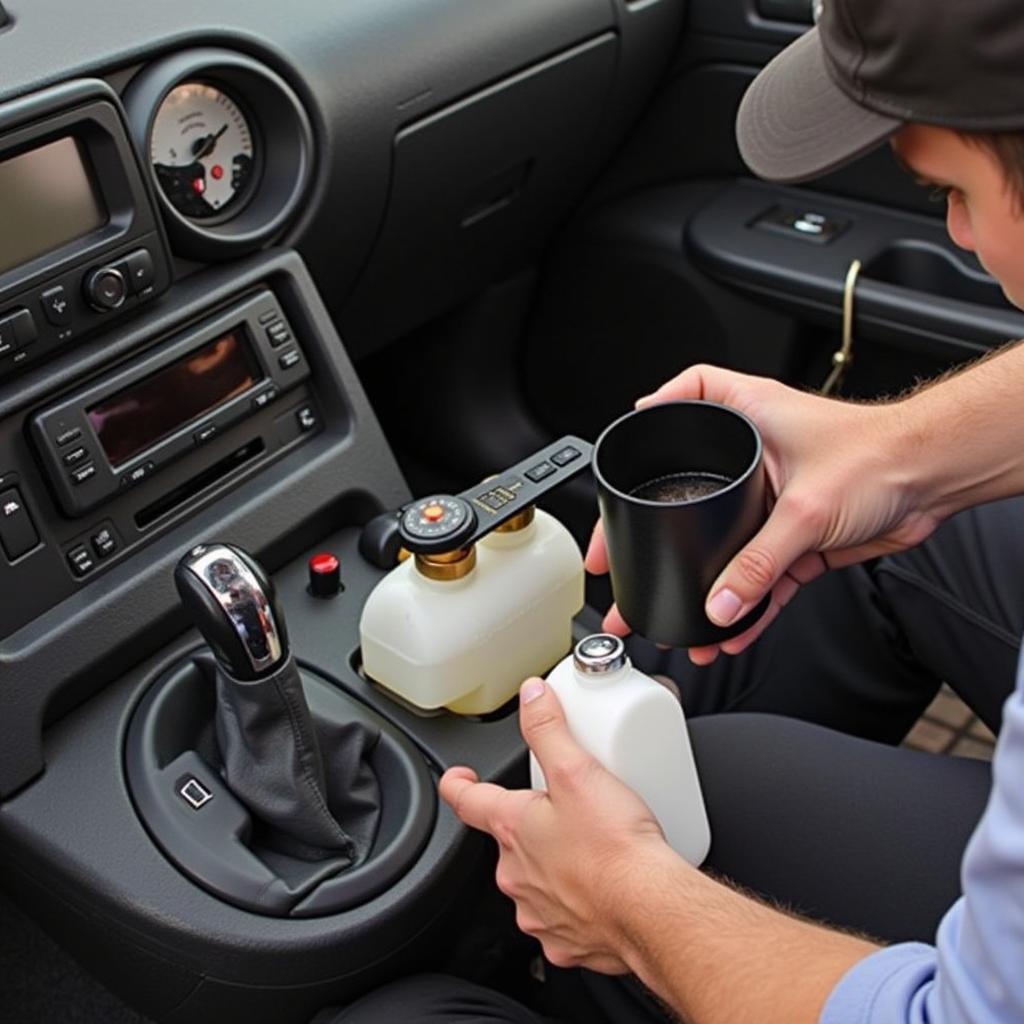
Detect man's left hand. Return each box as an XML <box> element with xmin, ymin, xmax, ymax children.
<box><xmin>439</xmin><ymin>677</ymin><xmax>677</xmax><ymax>974</ymax></box>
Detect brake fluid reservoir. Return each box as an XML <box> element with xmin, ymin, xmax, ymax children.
<box><xmin>359</xmin><ymin>507</ymin><xmax>583</xmax><ymax>715</ymax></box>
<box><xmin>530</xmin><ymin>634</ymin><xmax>710</xmax><ymax>866</ymax></box>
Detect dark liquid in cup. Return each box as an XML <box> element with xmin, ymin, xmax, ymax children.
<box><xmin>629</xmin><ymin>471</ymin><xmax>733</xmax><ymax>503</ymax></box>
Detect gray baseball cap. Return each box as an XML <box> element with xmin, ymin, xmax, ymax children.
<box><xmin>736</xmin><ymin>0</ymin><xmax>1024</xmax><ymax>184</ymax></box>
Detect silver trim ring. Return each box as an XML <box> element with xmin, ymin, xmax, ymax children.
<box><xmin>573</xmin><ymin>633</ymin><xmax>628</xmax><ymax>675</ymax></box>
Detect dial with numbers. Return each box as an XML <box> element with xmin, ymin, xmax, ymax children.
<box><xmin>150</xmin><ymin>83</ymin><xmax>255</xmax><ymax>220</ymax></box>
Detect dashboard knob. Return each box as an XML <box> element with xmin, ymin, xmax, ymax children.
<box><xmin>308</xmin><ymin>552</ymin><xmax>342</xmax><ymax>598</ymax></box>
<box><xmin>83</xmin><ymin>265</ymin><xmax>128</xmax><ymax>312</ymax></box>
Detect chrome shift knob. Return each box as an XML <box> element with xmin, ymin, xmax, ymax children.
<box><xmin>174</xmin><ymin>543</ymin><xmax>288</xmax><ymax>680</ymax></box>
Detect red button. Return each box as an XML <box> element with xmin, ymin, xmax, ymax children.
<box><xmin>422</xmin><ymin>504</ymin><xmax>445</xmax><ymax>523</ymax></box>
<box><xmin>211</xmin><ymin>164</ymin><xmax>224</xmax><ymax>180</ymax></box>
<box><xmin>310</xmin><ymin>553</ymin><xmax>339</xmax><ymax>574</ymax></box>
<box><xmin>308</xmin><ymin>552</ymin><xmax>341</xmax><ymax>597</ymax></box>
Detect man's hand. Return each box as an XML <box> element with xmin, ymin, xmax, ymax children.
<box><xmin>440</xmin><ymin>676</ymin><xmax>879</xmax><ymax>1023</ymax></box>
<box><xmin>586</xmin><ymin>363</ymin><xmax>941</xmax><ymax>663</ymax></box>
<box><xmin>439</xmin><ymin>677</ymin><xmax>674</xmax><ymax>974</ymax></box>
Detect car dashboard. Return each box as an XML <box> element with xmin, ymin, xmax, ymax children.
<box><xmin>0</xmin><ymin>2</ymin><xmax>686</xmax><ymax>1022</ymax></box>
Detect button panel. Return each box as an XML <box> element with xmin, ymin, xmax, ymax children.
<box><xmin>752</xmin><ymin>205</ymin><xmax>849</xmax><ymax>245</ymax></box>
<box><xmin>0</xmin><ymin>232</ymin><xmax>168</xmax><ymax>384</ymax></box>
<box><xmin>63</xmin><ymin>521</ymin><xmax>120</xmax><ymax>579</ymax></box>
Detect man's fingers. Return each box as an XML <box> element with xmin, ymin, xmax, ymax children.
<box><xmin>687</xmin><ymin>644</ymin><xmax>720</xmax><ymax>666</ymax></box>
<box><xmin>439</xmin><ymin>768</ymin><xmax>511</xmax><ymax>834</ymax></box>
<box><xmin>519</xmin><ymin>678</ymin><xmax>595</xmax><ymax>792</ymax></box>
<box><xmin>705</xmin><ymin>502</ymin><xmax>814</xmax><ymax>629</ymax></box>
<box><xmin>635</xmin><ymin>363</ymin><xmax>745</xmax><ymax>409</ymax></box>
<box><xmin>584</xmin><ymin>520</ymin><xmax>609</xmax><ymax>575</ymax></box>
<box><xmin>601</xmin><ymin>602</ymin><xmax>632</xmax><ymax>637</ymax></box>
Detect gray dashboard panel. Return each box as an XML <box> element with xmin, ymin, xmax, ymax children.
<box><xmin>0</xmin><ymin>1</ymin><xmax>620</xmax><ymax>330</ymax></box>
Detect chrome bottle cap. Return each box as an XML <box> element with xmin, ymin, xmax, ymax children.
<box><xmin>573</xmin><ymin>633</ymin><xmax>628</xmax><ymax>675</ymax></box>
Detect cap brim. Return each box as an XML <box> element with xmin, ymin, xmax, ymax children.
<box><xmin>736</xmin><ymin>27</ymin><xmax>901</xmax><ymax>184</ymax></box>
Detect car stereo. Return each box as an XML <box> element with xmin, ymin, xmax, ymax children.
<box><xmin>31</xmin><ymin>290</ymin><xmax>309</xmax><ymax>517</ymax></box>
<box><xmin>0</xmin><ymin>81</ymin><xmax>172</xmax><ymax>380</ymax></box>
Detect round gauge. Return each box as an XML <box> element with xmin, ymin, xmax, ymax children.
<box><xmin>150</xmin><ymin>83</ymin><xmax>255</xmax><ymax>221</ymax></box>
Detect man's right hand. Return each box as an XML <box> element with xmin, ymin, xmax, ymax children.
<box><xmin>585</xmin><ymin>364</ymin><xmax>942</xmax><ymax>663</ymax></box>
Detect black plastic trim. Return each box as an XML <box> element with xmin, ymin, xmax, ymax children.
<box><xmin>687</xmin><ymin>179</ymin><xmax>1024</xmax><ymax>356</ymax></box>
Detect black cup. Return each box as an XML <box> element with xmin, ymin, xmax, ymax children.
<box><xmin>593</xmin><ymin>401</ymin><xmax>769</xmax><ymax>648</ymax></box>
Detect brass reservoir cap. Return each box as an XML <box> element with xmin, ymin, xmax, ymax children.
<box><xmin>494</xmin><ymin>505</ymin><xmax>536</xmax><ymax>534</ymax></box>
<box><xmin>415</xmin><ymin>545</ymin><xmax>477</xmax><ymax>581</ymax></box>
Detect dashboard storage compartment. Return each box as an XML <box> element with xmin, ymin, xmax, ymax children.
<box><xmin>341</xmin><ymin>33</ymin><xmax>618</xmax><ymax>347</ymax></box>
<box><xmin>126</xmin><ymin>651</ymin><xmax>436</xmax><ymax>917</ymax></box>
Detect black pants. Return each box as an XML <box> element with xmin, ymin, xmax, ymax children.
<box><xmin>321</xmin><ymin>499</ymin><xmax>1024</xmax><ymax>1024</ymax></box>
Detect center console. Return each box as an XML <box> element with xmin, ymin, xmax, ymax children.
<box><xmin>0</xmin><ymin>74</ymin><xmax>556</xmax><ymax>1024</ymax></box>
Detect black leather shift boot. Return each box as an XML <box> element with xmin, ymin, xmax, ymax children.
<box><xmin>215</xmin><ymin>655</ymin><xmax>381</xmax><ymax>863</ymax></box>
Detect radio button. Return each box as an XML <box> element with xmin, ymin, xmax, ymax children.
<box><xmin>70</xmin><ymin>462</ymin><xmax>97</xmax><ymax>486</ymax></box>
<box><xmin>55</xmin><ymin>426</ymin><xmax>82</xmax><ymax>447</ymax></box>
<box><xmin>0</xmin><ymin>321</ymin><xmax>14</xmax><ymax>359</ymax></box>
<box><xmin>10</xmin><ymin>309</ymin><xmax>37</xmax><ymax>347</ymax></box>
<box><xmin>40</xmin><ymin>286</ymin><xmax>72</xmax><ymax>327</ymax></box>
<box><xmin>84</xmin><ymin>266</ymin><xmax>128</xmax><ymax>312</ymax></box>
<box><xmin>278</xmin><ymin>349</ymin><xmax>301</xmax><ymax>370</ymax></box>
<box><xmin>67</xmin><ymin>544</ymin><xmax>96</xmax><ymax>578</ymax></box>
<box><xmin>91</xmin><ymin>527</ymin><xmax>117</xmax><ymax>560</ymax></box>
<box><xmin>194</xmin><ymin>423</ymin><xmax>217</xmax><ymax>445</ymax></box>
<box><xmin>0</xmin><ymin>488</ymin><xmax>39</xmax><ymax>562</ymax></box>
<box><xmin>62</xmin><ymin>446</ymin><xmax>89</xmax><ymax>467</ymax></box>
<box><xmin>252</xmin><ymin>386</ymin><xmax>279</xmax><ymax>411</ymax></box>
<box><xmin>125</xmin><ymin>249</ymin><xmax>155</xmax><ymax>294</ymax></box>
<box><xmin>265</xmin><ymin>321</ymin><xmax>292</xmax><ymax>348</ymax></box>
<box><xmin>297</xmin><ymin>406</ymin><xmax>318</xmax><ymax>432</ymax></box>
<box><xmin>120</xmin><ymin>461</ymin><xmax>155</xmax><ymax>489</ymax></box>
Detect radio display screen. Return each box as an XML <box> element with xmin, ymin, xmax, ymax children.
<box><xmin>0</xmin><ymin>137</ymin><xmax>108</xmax><ymax>274</ymax></box>
<box><xmin>87</xmin><ymin>328</ymin><xmax>262</xmax><ymax>466</ymax></box>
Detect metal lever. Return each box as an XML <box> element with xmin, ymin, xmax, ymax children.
<box><xmin>174</xmin><ymin>543</ymin><xmax>289</xmax><ymax>681</ymax></box>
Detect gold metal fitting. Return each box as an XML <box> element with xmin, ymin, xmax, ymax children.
<box><xmin>494</xmin><ymin>505</ymin><xmax>535</xmax><ymax>534</ymax></box>
<box><xmin>414</xmin><ymin>546</ymin><xmax>477</xmax><ymax>581</ymax></box>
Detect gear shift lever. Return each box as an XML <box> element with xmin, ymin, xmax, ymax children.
<box><xmin>174</xmin><ymin>543</ymin><xmax>380</xmax><ymax>861</ymax></box>
<box><xmin>175</xmin><ymin>544</ymin><xmax>287</xmax><ymax>680</ymax></box>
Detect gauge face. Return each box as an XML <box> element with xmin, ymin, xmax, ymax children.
<box><xmin>150</xmin><ymin>83</ymin><xmax>255</xmax><ymax>220</ymax></box>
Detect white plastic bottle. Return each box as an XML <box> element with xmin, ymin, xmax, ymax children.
<box><xmin>359</xmin><ymin>508</ymin><xmax>584</xmax><ymax>715</ymax></box>
<box><xmin>530</xmin><ymin>634</ymin><xmax>711</xmax><ymax>866</ymax></box>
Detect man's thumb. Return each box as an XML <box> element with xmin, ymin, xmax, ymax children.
<box><xmin>706</xmin><ymin>509</ymin><xmax>808</xmax><ymax>627</ymax></box>
<box><xmin>519</xmin><ymin>678</ymin><xmax>591</xmax><ymax>788</ymax></box>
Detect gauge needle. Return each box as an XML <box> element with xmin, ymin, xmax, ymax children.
<box><xmin>193</xmin><ymin>124</ymin><xmax>228</xmax><ymax>161</ymax></box>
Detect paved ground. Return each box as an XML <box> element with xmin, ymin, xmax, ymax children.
<box><xmin>903</xmin><ymin>685</ymin><xmax>996</xmax><ymax>761</ymax></box>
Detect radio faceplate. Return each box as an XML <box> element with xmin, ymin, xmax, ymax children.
<box><xmin>31</xmin><ymin>290</ymin><xmax>309</xmax><ymax>517</ymax></box>
<box><xmin>0</xmin><ymin>80</ymin><xmax>172</xmax><ymax>381</ymax></box>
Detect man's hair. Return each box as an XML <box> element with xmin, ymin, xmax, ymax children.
<box><xmin>962</xmin><ymin>132</ymin><xmax>1024</xmax><ymax>209</ymax></box>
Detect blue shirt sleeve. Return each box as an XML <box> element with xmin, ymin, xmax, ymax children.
<box><xmin>821</xmin><ymin>649</ymin><xmax>1024</xmax><ymax>1024</ymax></box>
